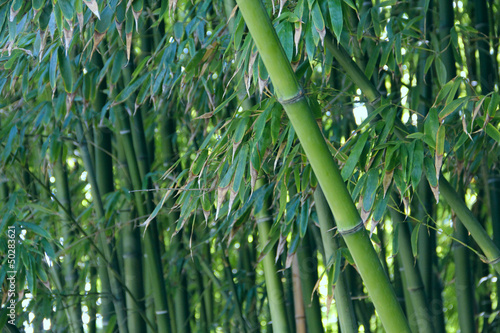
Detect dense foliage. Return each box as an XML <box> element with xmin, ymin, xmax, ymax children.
<box><xmin>0</xmin><ymin>0</ymin><xmax>499</xmax><ymax>332</ymax></box>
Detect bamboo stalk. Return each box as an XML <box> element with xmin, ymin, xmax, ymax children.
<box><xmin>313</xmin><ymin>186</ymin><xmax>357</xmax><ymax>333</ymax></box>
<box><xmin>474</xmin><ymin>0</ymin><xmax>494</xmax><ymax>93</ymax></box>
<box><xmin>75</xmin><ymin>120</ymin><xmax>129</xmax><ymax>333</ymax></box>
<box><xmin>254</xmin><ymin>177</ymin><xmax>292</xmax><ymax>333</ymax></box>
<box><xmin>438</xmin><ymin>0</ymin><xmax>457</xmax><ymax>82</ymax></box>
<box><xmin>292</xmin><ymin>255</ymin><xmax>307</xmax><ymax>333</ymax></box>
<box><xmin>116</xmin><ymin>140</ymin><xmax>147</xmax><ymax>332</ymax></box>
<box><xmin>158</xmin><ymin>102</ymin><xmax>191</xmax><ymax>333</ymax></box>
<box><xmin>236</xmin><ymin>1</ymin><xmax>410</xmax><ymax>330</ymax></box>
<box><xmin>114</xmin><ymin>109</ymin><xmax>172</xmax><ymax>333</ymax></box>
<box><xmin>390</xmin><ymin>206</ymin><xmax>434</xmax><ymax>333</ymax></box>
<box><xmin>53</xmin><ymin>158</ymin><xmax>83</xmax><ymax>333</ymax></box>
<box><xmin>452</xmin><ymin>185</ymin><xmax>476</xmax><ymax>333</ymax></box>
<box><xmin>296</xmin><ymin>232</ymin><xmax>324</xmax><ymax>333</ymax></box>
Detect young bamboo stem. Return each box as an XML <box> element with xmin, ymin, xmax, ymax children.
<box><xmin>255</xmin><ymin>177</ymin><xmax>292</xmax><ymax>333</ymax></box>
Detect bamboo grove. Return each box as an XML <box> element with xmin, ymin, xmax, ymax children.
<box><xmin>0</xmin><ymin>0</ymin><xmax>499</xmax><ymax>332</ymax></box>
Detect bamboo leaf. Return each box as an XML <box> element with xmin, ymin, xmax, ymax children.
<box><xmin>424</xmin><ymin>107</ymin><xmax>439</xmax><ymax>149</ymax></box>
<box><xmin>219</xmin><ymin>160</ymin><xmax>237</xmax><ymax>189</ymax></box>
<box><xmin>395</xmin><ymin>34</ymin><xmax>402</xmax><ymax>65</ymax></box>
<box><xmin>299</xmin><ymin>199</ymin><xmax>309</xmax><ymax>238</ymax></box>
<box><xmin>424</xmin><ymin>157</ymin><xmax>439</xmax><ymax>202</ymax></box>
<box><xmin>435</xmin><ymin>125</ymin><xmax>445</xmax><ymax>181</ymax></box>
<box><xmin>95</xmin><ymin>6</ymin><xmax>113</xmax><ymax>33</ymax></box>
<box><xmin>18</xmin><ymin>222</ymin><xmax>52</xmax><ymax>239</ymax></box>
<box><xmin>114</xmin><ymin>73</ymin><xmax>149</xmax><ymax>104</ymax></box>
<box><xmin>363</xmin><ymin>168</ymin><xmax>379</xmax><ymax>213</ymax></box>
<box><xmin>58</xmin><ymin>0</ymin><xmax>74</xmax><ymax>21</ymax></box>
<box><xmin>1</xmin><ymin>125</ymin><xmax>17</xmax><ymax>161</ymax></box>
<box><xmin>311</xmin><ymin>1</ymin><xmax>325</xmax><ymax>46</ymax></box>
<box><xmin>83</xmin><ymin>0</ymin><xmax>100</xmax><ymax>19</ymax></box>
<box><xmin>372</xmin><ymin>192</ymin><xmax>390</xmax><ymax>222</ymax></box>
<box><xmin>174</xmin><ymin>22</ymin><xmax>184</xmax><ymax>43</ymax></box>
<box><xmin>411</xmin><ymin>223</ymin><xmax>420</xmax><ymax>258</ymax></box>
<box><xmin>435</xmin><ymin>56</ymin><xmax>447</xmax><ymax>87</ymax></box>
<box><xmin>439</xmin><ymin>97</ymin><xmax>468</xmax><ymax>121</ymax></box>
<box><xmin>485</xmin><ymin>123</ymin><xmax>500</xmax><ymax>143</ymax></box>
<box><xmin>49</xmin><ymin>51</ymin><xmax>57</xmax><ymax>89</ymax></box>
<box><xmin>58</xmin><ymin>47</ymin><xmax>74</xmax><ymax>93</ymax></box>
<box><xmin>411</xmin><ymin>141</ymin><xmax>424</xmax><ymax>189</ymax></box>
<box><xmin>487</xmin><ymin>93</ymin><xmax>500</xmax><ymax>118</ymax></box>
<box><xmin>254</xmin><ymin>106</ymin><xmax>271</xmax><ymax>143</ymax></box>
<box><xmin>327</xmin><ymin>0</ymin><xmax>343</xmax><ymax>40</ymax></box>
<box><xmin>140</xmin><ymin>189</ymin><xmax>172</xmax><ymax>229</ymax></box>
<box><xmin>341</xmin><ymin>131</ymin><xmax>369</xmax><ymax>181</ymax></box>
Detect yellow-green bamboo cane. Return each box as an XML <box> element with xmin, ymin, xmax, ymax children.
<box><xmin>235</xmin><ymin>1</ymin><xmax>410</xmax><ymax>331</ymax></box>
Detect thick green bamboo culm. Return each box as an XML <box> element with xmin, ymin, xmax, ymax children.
<box><xmin>235</xmin><ymin>1</ymin><xmax>410</xmax><ymax>331</ymax></box>
<box><xmin>255</xmin><ymin>177</ymin><xmax>291</xmax><ymax>333</ymax></box>
<box><xmin>313</xmin><ymin>186</ymin><xmax>357</xmax><ymax>333</ymax></box>
<box><xmin>323</xmin><ymin>33</ymin><xmax>500</xmax><ymax>276</ymax></box>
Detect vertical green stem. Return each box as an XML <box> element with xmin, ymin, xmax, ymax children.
<box><xmin>255</xmin><ymin>177</ymin><xmax>291</xmax><ymax>333</ymax></box>
<box><xmin>116</xmin><ymin>141</ymin><xmax>147</xmax><ymax>332</ymax></box>
<box><xmin>313</xmin><ymin>186</ymin><xmax>357</xmax><ymax>333</ymax></box>
<box><xmin>296</xmin><ymin>232</ymin><xmax>325</xmax><ymax>333</ymax></box>
<box><xmin>53</xmin><ymin>157</ymin><xmax>83</xmax><ymax>333</ymax></box>
<box><xmin>390</xmin><ymin>206</ymin><xmax>434</xmax><ymax>333</ymax></box>
<box><xmin>75</xmin><ymin>121</ymin><xmax>129</xmax><ymax>332</ymax></box>
<box><xmin>114</xmin><ymin>109</ymin><xmax>171</xmax><ymax>333</ymax></box>
<box><xmin>452</xmin><ymin>182</ymin><xmax>476</xmax><ymax>332</ymax></box>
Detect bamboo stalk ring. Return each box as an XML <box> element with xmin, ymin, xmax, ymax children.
<box><xmin>338</xmin><ymin>220</ymin><xmax>365</xmax><ymax>236</ymax></box>
<box><xmin>278</xmin><ymin>89</ymin><xmax>305</xmax><ymax>105</ymax></box>
<box><xmin>488</xmin><ymin>256</ymin><xmax>500</xmax><ymax>265</ymax></box>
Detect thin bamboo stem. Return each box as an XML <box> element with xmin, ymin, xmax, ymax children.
<box><xmin>255</xmin><ymin>177</ymin><xmax>292</xmax><ymax>333</ymax></box>
<box><xmin>53</xmin><ymin>158</ymin><xmax>83</xmax><ymax>333</ymax></box>
<box><xmin>313</xmin><ymin>186</ymin><xmax>357</xmax><ymax>333</ymax></box>
<box><xmin>390</xmin><ymin>206</ymin><xmax>434</xmax><ymax>333</ymax></box>
<box><xmin>296</xmin><ymin>232</ymin><xmax>325</xmax><ymax>333</ymax></box>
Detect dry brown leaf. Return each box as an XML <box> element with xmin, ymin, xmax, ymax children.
<box><xmin>83</xmin><ymin>0</ymin><xmax>100</xmax><ymax>19</ymax></box>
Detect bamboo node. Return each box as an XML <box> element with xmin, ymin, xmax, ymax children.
<box><xmin>255</xmin><ymin>216</ymin><xmax>272</xmax><ymax>223</ymax></box>
<box><xmin>278</xmin><ymin>89</ymin><xmax>305</xmax><ymax>105</ymax></box>
<box><xmin>155</xmin><ymin>310</ymin><xmax>168</xmax><ymax>315</ymax></box>
<box><xmin>488</xmin><ymin>256</ymin><xmax>500</xmax><ymax>265</ymax></box>
<box><xmin>338</xmin><ymin>220</ymin><xmax>365</xmax><ymax>236</ymax></box>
